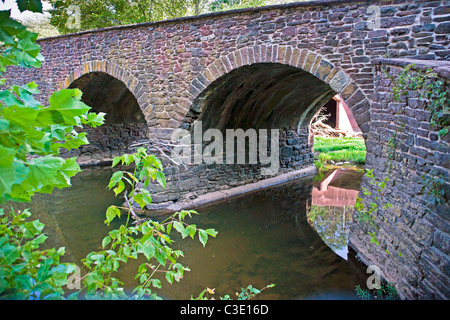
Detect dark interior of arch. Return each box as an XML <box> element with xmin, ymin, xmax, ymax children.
<box><xmin>66</xmin><ymin>72</ymin><xmax>148</xmax><ymax>165</ymax></box>
<box><xmin>69</xmin><ymin>72</ymin><xmax>145</xmax><ymax>124</ymax></box>
<box><xmin>189</xmin><ymin>63</ymin><xmax>337</xmax><ymax>132</ymax></box>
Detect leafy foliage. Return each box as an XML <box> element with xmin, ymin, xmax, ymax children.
<box><xmin>15</xmin><ymin>0</ymin><xmax>43</xmax><ymax>13</ymax></box>
<box><xmin>0</xmin><ymin>83</ymin><xmax>105</xmax><ymax>203</ymax></box>
<box><xmin>382</xmin><ymin>64</ymin><xmax>448</xmax><ymax>209</ymax></box>
<box><xmin>209</xmin><ymin>0</ymin><xmax>266</xmax><ymax>11</ymax></box>
<box><xmin>421</xmin><ymin>169</ymin><xmax>446</xmax><ymax>208</ymax></box>
<box><xmin>0</xmin><ymin>16</ymin><xmax>216</xmax><ymax>296</ymax></box>
<box><xmin>384</xmin><ymin>63</ymin><xmax>449</xmax><ymax>138</ymax></box>
<box><xmin>47</xmin><ymin>0</ymin><xmax>192</xmax><ymax>33</ymax></box>
<box><xmin>72</xmin><ymin>147</ymin><xmax>218</xmax><ymax>299</ymax></box>
<box><xmin>354</xmin><ymin>169</ymin><xmax>400</xmax><ymax>257</ymax></box>
<box><xmin>0</xmin><ymin>10</ymin><xmax>43</xmax><ymax>72</ymax></box>
<box><xmin>0</xmin><ymin>2</ymin><xmax>105</xmax><ymax>299</ymax></box>
<box><xmin>355</xmin><ymin>282</ymin><xmax>398</xmax><ymax>300</ymax></box>
<box><xmin>48</xmin><ymin>0</ymin><xmax>158</xmax><ymax>33</ymax></box>
<box><xmin>0</xmin><ymin>208</ymin><xmax>70</xmax><ymax>299</ymax></box>
<box><xmin>47</xmin><ymin>0</ymin><xmax>268</xmax><ymax>34</ymax></box>
<box><xmin>192</xmin><ymin>284</ymin><xmax>275</xmax><ymax>300</ymax></box>
<box><xmin>0</xmin><ymin>6</ymin><xmax>105</xmax><ymax>204</ymax></box>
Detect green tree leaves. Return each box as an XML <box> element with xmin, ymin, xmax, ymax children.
<box><xmin>0</xmin><ymin>83</ymin><xmax>105</xmax><ymax>202</ymax></box>
<box><xmin>0</xmin><ymin>13</ymin><xmax>105</xmax><ymax>203</ymax></box>
<box><xmin>209</xmin><ymin>0</ymin><xmax>266</xmax><ymax>12</ymax></box>
<box><xmin>16</xmin><ymin>0</ymin><xmax>43</xmax><ymax>13</ymax></box>
<box><xmin>0</xmin><ymin>10</ymin><xmax>26</xmax><ymax>44</ymax></box>
<box><xmin>80</xmin><ymin>148</ymin><xmax>218</xmax><ymax>299</ymax></box>
<box><xmin>0</xmin><ymin>11</ymin><xmax>43</xmax><ymax>72</ymax></box>
<box><xmin>105</xmin><ymin>206</ymin><xmax>121</xmax><ymax>226</ymax></box>
<box><xmin>46</xmin><ymin>0</ymin><xmax>268</xmax><ymax>35</ymax></box>
<box><xmin>0</xmin><ymin>3</ymin><xmax>105</xmax><ymax>300</ymax></box>
<box><xmin>0</xmin><ymin>208</ymin><xmax>71</xmax><ymax>300</ymax></box>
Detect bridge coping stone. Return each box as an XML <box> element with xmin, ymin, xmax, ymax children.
<box><xmin>36</xmin><ymin>0</ymin><xmax>391</xmax><ymax>43</ymax></box>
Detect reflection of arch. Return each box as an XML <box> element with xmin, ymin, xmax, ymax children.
<box><xmin>185</xmin><ymin>45</ymin><xmax>371</xmax><ymax>134</ymax></box>
<box><xmin>312</xmin><ymin>169</ymin><xmax>362</xmax><ymax>207</ymax></box>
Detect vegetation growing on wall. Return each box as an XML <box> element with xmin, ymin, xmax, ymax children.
<box><xmin>352</xmin><ymin>63</ymin><xmax>449</xmax><ymax>298</ymax></box>
<box><xmin>385</xmin><ymin>64</ymin><xmax>449</xmax><ymax>138</ymax></box>
<box><xmin>383</xmin><ymin>63</ymin><xmax>449</xmax><ymax>209</ymax></box>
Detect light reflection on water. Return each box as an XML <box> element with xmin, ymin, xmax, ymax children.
<box><xmin>12</xmin><ymin>165</ymin><xmax>367</xmax><ymax>300</ymax></box>
<box><xmin>308</xmin><ymin>167</ymin><xmax>365</xmax><ymax>261</ymax></box>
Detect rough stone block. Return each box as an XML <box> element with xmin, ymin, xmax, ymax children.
<box><xmin>314</xmin><ymin>59</ymin><xmax>334</xmax><ymax>81</ymax></box>
<box><xmin>328</xmin><ymin>70</ymin><xmax>351</xmax><ymax>93</ymax></box>
<box><xmin>302</xmin><ymin>52</ymin><xmax>317</xmax><ymax>72</ymax></box>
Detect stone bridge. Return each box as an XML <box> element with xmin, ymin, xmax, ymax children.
<box><xmin>5</xmin><ymin>0</ymin><xmax>449</xmax><ymax>300</ymax></box>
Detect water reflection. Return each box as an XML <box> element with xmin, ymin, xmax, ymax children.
<box><xmin>307</xmin><ymin>167</ymin><xmax>365</xmax><ymax>261</ymax></box>
<box><xmin>6</xmin><ymin>166</ymin><xmax>367</xmax><ymax>300</ymax></box>
<box><xmin>4</xmin><ymin>167</ymin><xmax>125</xmax><ymax>264</ymax></box>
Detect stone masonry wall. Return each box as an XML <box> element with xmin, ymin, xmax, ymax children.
<box><xmin>62</xmin><ymin>123</ymin><xmax>149</xmax><ymax>166</ymax></box>
<box><xmin>143</xmin><ymin>127</ymin><xmax>314</xmax><ymax>210</ymax></box>
<box><xmin>5</xmin><ymin>0</ymin><xmax>450</xmax><ymax>143</ymax></box>
<box><xmin>348</xmin><ymin>59</ymin><xmax>449</xmax><ymax>300</ymax></box>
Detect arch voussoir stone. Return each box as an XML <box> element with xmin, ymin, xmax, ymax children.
<box><xmin>226</xmin><ymin>52</ymin><xmax>238</xmax><ymax>70</ymax></box>
<box><xmin>65</xmin><ymin>61</ymin><xmax>133</xmax><ymax>95</ymax></box>
<box><xmin>314</xmin><ymin>59</ymin><xmax>334</xmax><ymax>82</ymax></box>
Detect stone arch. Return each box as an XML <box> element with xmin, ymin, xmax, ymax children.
<box><xmin>184</xmin><ymin>45</ymin><xmax>372</xmax><ymax>136</ymax></box>
<box><xmin>60</xmin><ymin>60</ymin><xmax>149</xmax><ymax>165</ymax></box>
<box><xmin>61</xmin><ymin>60</ymin><xmax>148</xmax><ymax>116</ymax></box>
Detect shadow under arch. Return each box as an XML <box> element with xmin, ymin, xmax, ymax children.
<box><xmin>186</xmin><ymin>62</ymin><xmax>336</xmax><ymax>132</ymax></box>
<box><xmin>61</xmin><ymin>63</ymin><xmax>149</xmax><ymax>165</ymax></box>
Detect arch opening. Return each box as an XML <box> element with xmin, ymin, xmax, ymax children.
<box><xmin>180</xmin><ymin>63</ymin><xmax>342</xmax><ymax>174</ymax></box>
<box><xmin>314</xmin><ymin>95</ymin><xmax>362</xmax><ymax>135</ymax></box>
<box><xmin>66</xmin><ymin>71</ymin><xmax>148</xmax><ymax>165</ymax></box>
<box><xmin>177</xmin><ymin>63</ymin><xmax>369</xmax><ymax>264</ymax></box>
<box><xmin>185</xmin><ymin>63</ymin><xmax>336</xmax><ymax>132</ymax></box>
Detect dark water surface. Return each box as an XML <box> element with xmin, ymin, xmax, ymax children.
<box><xmin>16</xmin><ymin>166</ymin><xmax>368</xmax><ymax>300</ymax></box>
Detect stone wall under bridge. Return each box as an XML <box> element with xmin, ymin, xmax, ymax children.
<box><xmin>349</xmin><ymin>59</ymin><xmax>449</xmax><ymax>300</ymax></box>
<box><xmin>140</xmin><ymin>126</ymin><xmax>315</xmax><ymax>212</ymax></box>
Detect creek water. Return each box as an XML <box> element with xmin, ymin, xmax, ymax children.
<box><xmin>14</xmin><ymin>165</ymin><xmax>369</xmax><ymax>300</ymax></box>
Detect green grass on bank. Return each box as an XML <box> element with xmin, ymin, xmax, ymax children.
<box><xmin>314</xmin><ymin>136</ymin><xmax>367</xmax><ymax>165</ymax></box>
